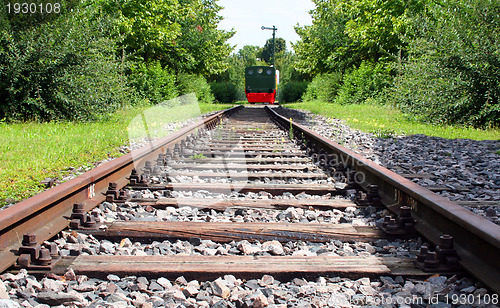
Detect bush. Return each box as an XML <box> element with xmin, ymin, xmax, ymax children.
<box><xmin>390</xmin><ymin>0</ymin><xmax>500</xmax><ymax>127</ymax></box>
<box><xmin>302</xmin><ymin>72</ymin><xmax>343</xmax><ymax>102</ymax></box>
<box><xmin>0</xmin><ymin>5</ymin><xmax>133</xmax><ymax>122</ymax></box>
<box><xmin>210</xmin><ymin>82</ymin><xmax>239</xmax><ymax>103</ymax></box>
<box><xmin>335</xmin><ymin>61</ymin><xmax>393</xmax><ymax>105</ymax></box>
<box><xmin>279</xmin><ymin>81</ymin><xmax>309</xmax><ymax>103</ymax></box>
<box><xmin>127</xmin><ymin>61</ymin><xmax>177</xmax><ymax>105</ymax></box>
<box><xmin>176</xmin><ymin>74</ymin><xmax>214</xmax><ymax>104</ymax></box>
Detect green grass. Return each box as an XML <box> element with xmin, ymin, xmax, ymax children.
<box><xmin>284</xmin><ymin>101</ymin><xmax>500</xmax><ymax>141</ymax></box>
<box><xmin>0</xmin><ymin>102</ymin><xmax>235</xmax><ymax>206</ymax></box>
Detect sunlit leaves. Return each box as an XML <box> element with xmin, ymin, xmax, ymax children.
<box><xmin>293</xmin><ymin>0</ymin><xmax>424</xmax><ymax>74</ymax></box>
<box><xmin>101</xmin><ymin>0</ymin><xmax>234</xmax><ymax>76</ymax></box>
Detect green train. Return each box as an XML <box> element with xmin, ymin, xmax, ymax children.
<box><xmin>245</xmin><ymin>66</ymin><xmax>278</xmax><ymax>104</ymax></box>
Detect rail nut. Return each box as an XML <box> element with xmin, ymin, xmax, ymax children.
<box><xmin>156</xmin><ymin>154</ymin><xmax>166</xmax><ymax>166</ymax></box>
<box><xmin>165</xmin><ymin>149</ymin><xmax>173</xmax><ymax>161</ymax></box>
<box><xmin>415</xmin><ymin>236</ymin><xmax>462</xmax><ymax>273</ymax></box>
<box><xmin>435</xmin><ymin>235</ymin><xmax>461</xmax><ymax>269</ymax></box>
<box><xmin>379</xmin><ymin>209</ymin><xmax>415</xmax><ymax>236</ymax></box>
<box><xmin>70</xmin><ymin>203</ymin><xmax>86</xmax><ymax>228</ymax></box>
<box><xmin>22</xmin><ymin>233</ymin><xmax>37</xmax><ymax>246</ymax></box>
<box><xmin>37</xmin><ymin>248</ymin><xmax>52</xmax><ymax>266</ymax></box>
<box><xmin>129</xmin><ymin>169</ymin><xmax>147</xmax><ymax>186</ymax></box>
<box><xmin>46</xmin><ymin>243</ymin><xmax>59</xmax><ymax>258</ymax></box>
<box><xmin>424</xmin><ymin>251</ymin><xmax>440</xmax><ymax>269</ymax></box>
<box><xmin>105</xmin><ymin>182</ymin><xmax>119</xmax><ymax>202</ymax></box>
<box><xmin>355</xmin><ymin>191</ymin><xmax>368</xmax><ymax>204</ymax></box>
<box><xmin>143</xmin><ymin>161</ymin><xmax>153</xmax><ymax>175</ymax></box>
<box><xmin>17</xmin><ymin>234</ymin><xmax>60</xmax><ymax>269</ymax></box>
<box><xmin>18</xmin><ymin>234</ymin><xmax>41</xmax><ymax>262</ymax></box>
<box><xmin>416</xmin><ymin>245</ymin><xmax>428</xmax><ymax>263</ymax></box>
<box><xmin>17</xmin><ymin>254</ymin><xmax>31</xmax><ymax>268</ymax></box>
<box><xmin>41</xmin><ymin>178</ymin><xmax>55</xmax><ymax>189</ymax></box>
<box><xmin>70</xmin><ymin>203</ymin><xmax>100</xmax><ymax>230</ymax></box>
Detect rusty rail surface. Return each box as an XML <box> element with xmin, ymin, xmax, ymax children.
<box><xmin>266</xmin><ymin>106</ymin><xmax>500</xmax><ymax>294</ymax></box>
<box><xmin>0</xmin><ymin>106</ymin><xmax>242</xmax><ymax>273</ymax></box>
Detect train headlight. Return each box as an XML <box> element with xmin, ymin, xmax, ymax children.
<box><xmin>257</xmin><ymin>68</ymin><xmax>263</xmax><ymax>74</ymax></box>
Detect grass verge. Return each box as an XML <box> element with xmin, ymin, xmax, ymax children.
<box><xmin>284</xmin><ymin>101</ymin><xmax>500</xmax><ymax>141</ymax></box>
<box><xmin>0</xmin><ymin>102</ymin><xmax>236</xmax><ymax>206</ymax></box>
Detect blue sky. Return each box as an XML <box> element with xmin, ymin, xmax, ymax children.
<box><xmin>217</xmin><ymin>0</ymin><xmax>316</xmax><ymax>52</ymax></box>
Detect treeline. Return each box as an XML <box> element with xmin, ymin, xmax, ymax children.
<box><xmin>0</xmin><ymin>0</ymin><xmax>233</xmax><ymax>121</ymax></box>
<box><xmin>292</xmin><ymin>0</ymin><xmax>499</xmax><ymax>128</ymax></box>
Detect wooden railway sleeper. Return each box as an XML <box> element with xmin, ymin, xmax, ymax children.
<box><xmin>16</xmin><ymin>234</ymin><xmax>61</xmax><ymax>270</ymax></box>
<box><xmin>415</xmin><ymin>234</ymin><xmax>462</xmax><ymax>273</ymax></box>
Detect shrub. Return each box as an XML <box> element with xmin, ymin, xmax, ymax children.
<box><xmin>176</xmin><ymin>74</ymin><xmax>214</xmax><ymax>104</ymax></box>
<box><xmin>127</xmin><ymin>61</ymin><xmax>177</xmax><ymax>105</ymax></box>
<box><xmin>302</xmin><ymin>72</ymin><xmax>343</xmax><ymax>102</ymax></box>
<box><xmin>0</xmin><ymin>5</ymin><xmax>133</xmax><ymax>122</ymax></box>
<box><xmin>210</xmin><ymin>82</ymin><xmax>238</xmax><ymax>103</ymax></box>
<box><xmin>279</xmin><ymin>81</ymin><xmax>309</xmax><ymax>103</ymax></box>
<box><xmin>390</xmin><ymin>0</ymin><xmax>500</xmax><ymax>127</ymax></box>
<box><xmin>335</xmin><ymin>61</ymin><xmax>393</xmax><ymax>105</ymax></box>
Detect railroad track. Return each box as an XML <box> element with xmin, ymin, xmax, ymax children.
<box><xmin>1</xmin><ymin>106</ymin><xmax>499</xmax><ymax>306</ymax></box>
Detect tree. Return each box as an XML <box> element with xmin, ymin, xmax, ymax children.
<box><xmin>260</xmin><ymin>37</ymin><xmax>286</xmax><ymax>65</ymax></box>
<box><xmin>391</xmin><ymin>0</ymin><xmax>500</xmax><ymax>127</ymax></box>
<box><xmin>238</xmin><ymin>45</ymin><xmax>261</xmax><ymax>68</ymax></box>
<box><xmin>293</xmin><ymin>0</ymin><xmax>424</xmax><ymax>74</ymax></box>
<box><xmin>293</xmin><ymin>1</ymin><xmax>352</xmax><ymax>74</ymax></box>
<box><xmin>100</xmin><ymin>0</ymin><xmax>234</xmax><ymax>76</ymax></box>
<box><xmin>174</xmin><ymin>0</ymin><xmax>235</xmax><ymax>76</ymax></box>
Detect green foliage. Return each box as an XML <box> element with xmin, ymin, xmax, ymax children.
<box><xmin>335</xmin><ymin>61</ymin><xmax>393</xmax><ymax>105</ymax></box>
<box><xmin>260</xmin><ymin>37</ymin><xmax>286</xmax><ymax>65</ymax></box>
<box><xmin>295</xmin><ymin>0</ymin><xmax>498</xmax><ymax>128</ymax></box>
<box><xmin>2</xmin><ymin>0</ymin><xmax>80</xmax><ymax>30</ymax></box>
<box><xmin>189</xmin><ymin>153</ymin><xmax>207</xmax><ymax>159</ymax></box>
<box><xmin>210</xmin><ymin>82</ymin><xmax>239</xmax><ymax>103</ymax></box>
<box><xmin>176</xmin><ymin>73</ymin><xmax>214</xmax><ymax>104</ymax></box>
<box><xmin>238</xmin><ymin>45</ymin><xmax>260</xmax><ymax>68</ymax></box>
<box><xmin>293</xmin><ymin>0</ymin><xmax>424</xmax><ymax>74</ymax></box>
<box><xmin>302</xmin><ymin>73</ymin><xmax>343</xmax><ymax>102</ymax></box>
<box><xmin>279</xmin><ymin>82</ymin><xmax>309</xmax><ymax>103</ymax></box>
<box><xmin>390</xmin><ymin>0</ymin><xmax>500</xmax><ymax>127</ymax></box>
<box><xmin>127</xmin><ymin>61</ymin><xmax>177</xmax><ymax>105</ymax></box>
<box><xmin>293</xmin><ymin>2</ymin><xmax>350</xmax><ymax>74</ymax></box>
<box><xmin>275</xmin><ymin>52</ymin><xmax>311</xmax><ymax>85</ymax></box>
<box><xmin>101</xmin><ymin>0</ymin><xmax>234</xmax><ymax>76</ymax></box>
<box><xmin>0</xmin><ymin>3</ymin><xmax>133</xmax><ymax>122</ymax></box>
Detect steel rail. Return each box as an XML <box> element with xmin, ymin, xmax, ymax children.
<box><xmin>0</xmin><ymin>105</ymin><xmax>243</xmax><ymax>273</ymax></box>
<box><xmin>266</xmin><ymin>106</ymin><xmax>500</xmax><ymax>293</ymax></box>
